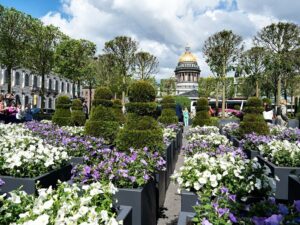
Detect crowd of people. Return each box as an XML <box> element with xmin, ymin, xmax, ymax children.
<box><xmin>0</xmin><ymin>94</ymin><xmax>39</xmax><ymax>124</ymax></box>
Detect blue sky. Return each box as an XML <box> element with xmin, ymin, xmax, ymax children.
<box><xmin>0</xmin><ymin>0</ymin><xmax>61</xmax><ymax>18</ymax></box>
<box><xmin>0</xmin><ymin>0</ymin><xmax>299</xmax><ymax>79</ymax></box>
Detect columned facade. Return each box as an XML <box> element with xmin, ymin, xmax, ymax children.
<box><xmin>175</xmin><ymin>47</ymin><xmax>201</xmax><ymax>95</ymax></box>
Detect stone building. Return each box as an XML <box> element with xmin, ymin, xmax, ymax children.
<box><xmin>175</xmin><ymin>47</ymin><xmax>201</xmax><ymax>95</ymax></box>
<box><xmin>0</xmin><ymin>67</ymin><xmax>81</xmax><ymax>109</ymax></box>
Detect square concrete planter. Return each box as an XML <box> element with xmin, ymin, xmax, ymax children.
<box><xmin>257</xmin><ymin>156</ymin><xmax>300</xmax><ymax>200</ymax></box>
<box><xmin>177</xmin><ymin>212</ymin><xmax>195</xmax><ymax>225</ymax></box>
<box><xmin>155</xmin><ymin>170</ymin><xmax>166</xmax><ymax>208</ymax></box>
<box><xmin>115</xmin><ymin>181</ymin><xmax>157</xmax><ymax>225</ymax></box>
<box><xmin>172</xmin><ymin>140</ymin><xmax>177</xmax><ymax>170</ymax></box>
<box><xmin>181</xmin><ymin>190</ymin><xmax>199</xmax><ymax>213</ymax></box>
<box><xmin>232</xmin><ymin>136</ymin><xmax>241</xmax><ymax>148</ymax></box>
<box><xmin>0</xmin><ymin>164</ymin><xmax>72</xmax><ymax>194</ymax></box>
<box><xmin>288</xmin><ymin>175</ymin><xmax>300</xmax><ymax>201</ymax></box>
<box><xmin>117</xmin><ymin>205</ymin><xmax>132</xmax><ymax>225</ymax></box>
<box><xmin>165</xmin><ymin>143</ymin><xmax>174</xmax><ymax>189</ymax></box>
<box><xmin>70</xmin><ymin>157</ymin><xmax>84</xmax><ymax>166</ymax></box>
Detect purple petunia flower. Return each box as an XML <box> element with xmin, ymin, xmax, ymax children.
<box><xmin>264</xmin><ymin>214</ymin><xmax>283</xmax><ymax>225</ymax></box>
<box><xmin>229</xmin><ymin>213</ymin><xmax>237</xmax><ymax>223</ymax></box>
<box><xmin>83</xmin><ymin>165</ymin><xmax>91</xmax><ymax>176</ymax></box>
<box><xmin>201</xmin><ymin>218</ymin><xmax>213</xmax><ymax>225</ymax></box>
<box><xmin>229</xmin><ymin>194</ymin><xmax>236</xmax><ymax>202</ymax></box>
<box><xmin>0</xmin><ymin>179</ymin><xmax>5</xmax><ymax>186</ymax></box>
<box><xmin>220</xmin><ymin>187</ymin><xmax>228</xmax><ymax>194</ymax></box>
<box><xmin>252</xmin><ymin>217</ymin><xmax>267</xmax><ymax>225</ymax></box>
<box><xmin>294</xmin><ymin>200</ymin><xmax>300</xmax><ymax>212</ymax></box>
<box><xmin>217</xmin><ymin>208</ymin><xmax>229</xmax><ymax>217</ymax></box>
<box><xmin>278</xmin><ymin>204</ymin><xmax>289</xmax><ymax>215</ymax></box>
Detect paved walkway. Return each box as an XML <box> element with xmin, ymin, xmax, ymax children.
<box><xmin>157</xmin><ymin>126</ymin><xmax>189</xmax><ymax>225</ymax></box>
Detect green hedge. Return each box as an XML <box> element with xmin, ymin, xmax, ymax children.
<box><xmin>52</xmin><ymin>95</ymin><xmax>72</xmax><ymax>126</ymax></box>
<box><xmin>71</xmin><ymin>99</ymin><xmax>86</xmax><ymax>126</ymax></box>
<box><xmin>126</xmin><ymin>102</ymin><xmax>157</xmax><ymax>116</ymax></box>
<box><xmin>94</xmin><ymin>87</ymin><xmax>113</xmax><ymax>100</ymax></box>
<box><xmin>128</xmin><ymin>80</ymin><xmax>156</xmax><ymax>102</ymax></box>
<box><xmin>158</xmin><ymin>108</ymin><xmax>178</xmax><ymax>125</ymax></box>
<box><xmin>239</xmin><ymin>97</ymin><xmax>269</xmax><ymax>136</ymax></box>
<box><xmin>193</xmin><ymin>97</ymin><xmax>211</xmax><ymax>127</ymax></box>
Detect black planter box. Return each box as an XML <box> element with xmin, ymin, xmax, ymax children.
<box><xmin>288</xmin><ymin>119</ymin><xmax>299</xmax><ymax>128</ymax></box>
<box><xmin>288</xmin><ymin>175</ymin><xmax>300</xmax><ymax>201</ymax></box>
<box><xmin>117</xmin><ymin>205</ymin><xmax>132</xmax><ymax>225</ymax></box>
<box><xmin>70</xmin><ymin>157</ymin><xmax>84</xmax><ymax>166</ymax></box>
<box><xmin>115</xmin><ymin>181</ymin><xmax>157</xmax><ymax>225</ymax></box>
<box><xmin>257</xmin><ymin>156</ymin><xmax>300</xmax><ymax>200</ymax></box>
<box><xmin>155</xmin><ymin>170</ymin><xmax>166</xmax><ymax>208</ymax></box>
<box><xmin>177</xmin><ymin>212</ymin><xmax>195</xmax><ymax>225</ymax></box>
<box><xmin>232</xmin><ymin>136</ymin><xmax>241</xmax><ymax>148</ymax></box>
<box><xmin>244</xmin><ymin>148</ymin><xmax>260</xmax><ymax>159</ymax></box>
<box><xmin>181</xmin><ymin>190</ymin><xmax>198</xmax><ymax>213</ymax></box>
<box><xmin>172</xmin><ymin>140</ymin><xmax>177</xmax><ymax>171</ymax></box>
<box><xmin>165</xmin><ymin>143</ymin><xmax>173</xmax><ymax>189</ymax></box>
<box><xmin>0</xmin><ymin>164</ymin><xmax>72</xmax><ymax>194</ymax></box>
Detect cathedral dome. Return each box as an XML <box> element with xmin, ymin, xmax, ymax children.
<box><xmin>178</xmin><ymin>47</ymin><xmax>197</xmax><ymax>62</ymax></box>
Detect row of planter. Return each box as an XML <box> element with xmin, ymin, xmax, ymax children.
<box><xmin>0</xmin><ymin>126</ymin><xmax>183</xmax><ymax>225</ymax></box>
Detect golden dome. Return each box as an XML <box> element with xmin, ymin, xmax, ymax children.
<box><xmin>178</xmin><ymin>47</ymin><xmax>197</xmax><ymax>63</ymax></box>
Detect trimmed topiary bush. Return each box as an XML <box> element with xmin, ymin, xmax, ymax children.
<box><xmin>158</xmin><ymin>95</ymin><xmax>178</xmax><ymax>125</ymax></box>
<box><xmin>71</xmin><ymin>99</ymin><xmax>86</xmax><ymax>126</ymax></box>
<box><xmin>116</xmin><ymin>80</ymin><xmax>163</xmax><ymax>152</ymax></box>
<box><xmin>85</xmin><ymin>87</ymin><xmax>119</xmax><ymax>143</ymax></box>
<box><xmin>112</xmin><ymin>99</ymin><xmax>125</xmax><ymax>125</ymax></box>
<box><xmin>239</xmin><ymin>97</ymin><xmax>269</xmax><ymax>136</ymax></box>
<box><xmin>193</xmin><ymin>97</ymin><xmax>212</xmax><ymax>127</ymax></box>
<box><xmin>52</xmin><ymin>95</ymin><xmax>72</xmax><ymax>126</ymax></box>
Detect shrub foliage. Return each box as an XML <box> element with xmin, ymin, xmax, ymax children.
<box><xmin>52</xmin><ymin>95</ymin><xmax>72</xmax><ymax>126</ymax></box>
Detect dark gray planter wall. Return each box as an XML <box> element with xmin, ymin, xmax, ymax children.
<box><xmin>181</xmin><ymin>190</ymin><xmax>198</xmax><ymax>213</ymax></box>
<box><xmin>177</xmin><ymin>212</ymin><xmax>195</xmax><ymax>225</ymax></box>
<box><xmin>115</xmin><ymin>181</ymin><xmax>157</xmax><ymax>225</ymax></box>
<box><xmin>165</xmin><ymin>143</ymin><xmax>173</xmax><ymax>189</ymax></box>
<box><xmin>232</xmin><ymin>136</ymin><xmax>241</xmax><ymax>148</ymax></box>
<box><xmin>258</xmin><ymin>156</ymin><xmax>300</xmax><ymax>200</ymax></box>
<box><xmin>70</xmin><ymin>157</ymin><xmax>84</xmax><ymax>166</ymax></box>
<box><xmin>155</xmin><ymin>170</ymin><xmax>166</xmax><ymax>208</ymax></box>
<box><xmin>288</xmin><ymin>175</ymin><xmax>300</xmax><ymax>202</ymax></box>
<box><xmin>117</xmin><ymin>205</ymin><xmax>132</xmax><ymax>225</ymax></box>
<box><xmin>244</xmin><ymin>149</ymin><xmax>260</xmax><ymax>159</ymax></box>
<box><xmin>288</xmin><ymin>119</ymin><xmax>299</xmax><ymax>128</ymax></box>
<box><xmin>0</xmin><ymin>164</ymin><xmax>72</xmax><ymax>194</ymax></box>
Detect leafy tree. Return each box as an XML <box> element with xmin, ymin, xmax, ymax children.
<box><xmin>203</xmin><ymin>30</ymin><xmax>243</xmax><ymax>118</ymax></box>
<box><xmin>134</xmin><ymin>51</ymin><xmax>159</xmax><ymax>80</ymax></box>
<box><xmin>103</xmin><ymin>36</ymin><xmax>138</xmax><ymax>105</ymax></box>
<box><xmin>55</xmin><ymin>37</ymin><xmax>96</xmax><ymax>98</ymax></box>
<box><xmin>0</xmin><ymin>7</ymin><xmax>31</xmax><ymax>93</ymax></box>
<box><xmin>242</xmin><ymin>47</ymin><xmax>267</xmax><ymax>97</ymax></box>
<box><xmin>198</xmin><ymin>77</ymin><xmax>217</xmax><ymax>97</ymax></box>
<box><xmin>160</xmin><ymin>78</ymin><xmax>176</xmax><ymax>96</ymax></box>
<box><xmin>255</xmin><ymin>22</ymin><xmax>300</xmax><ymax>105</ymax></box>
<box><xmin>26</xmin><ymin>19</ymin><xmax>60</xmax><ymax>110</ymax></box>
<box><xmin>174</xmin><ymin>96</ymin><xmax>191</xmax><ymax>109</ymax></box>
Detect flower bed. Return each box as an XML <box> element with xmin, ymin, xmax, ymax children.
<box><xmin>0</xmin><ymin>182</ymin><xmax>122</xmax><ymax>225</ymax></box>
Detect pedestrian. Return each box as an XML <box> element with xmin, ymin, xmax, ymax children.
<box><xmin>263</xmin><ymin>104</ymin><xmax>274</xmax><ymax>124</ymax></box>
<box><xmin>16</xmin><ymin>104</ymin><xmax>24</xmax><ymax>122</ymax></box>
<box><xmin>24</xmin><ymin>104</ymin><xmax>33</xmax><ymax>121</ymax></box>
<box><xmin>275</xmin><ymin>99</ymin><xmax>288</xmax><ymax>126</ymax></box>
<box><xmin>183</xmin><ymin>107</ymin><xmax>189</xmax><ymax>127</ymax></box>
<box><xmin>83</xmin><ymin>101</ymin><xmax>89</xmax><ymax>119</ymax></box>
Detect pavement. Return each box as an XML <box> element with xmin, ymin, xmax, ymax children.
<box><xmin>157</xmin><ymin>126</ymin><xmax>189</xmax><ymax>225</ymax></box>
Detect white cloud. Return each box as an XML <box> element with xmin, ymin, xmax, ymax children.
<box><xmin>41</xmin><ymin>0</ymin><xmax>300</xmax><ymax>80</ymax></box>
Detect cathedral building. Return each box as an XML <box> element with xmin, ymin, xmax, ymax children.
<box><xmin>175</xmin><ymin>47</ymin><xmax>200</xmax><ymax>96</ymax></box>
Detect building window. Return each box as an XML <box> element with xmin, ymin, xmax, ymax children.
<box><xmin>48</xmin><ymin>98</ymin><xmax>52</xmax><ymax>109</ymax></box>
<box><xmin>25</xmin><ymin>96</ymin><xmax>29</xmax><ymax>105</ymax></box>
<box><xmin>25</xmin><ymin>74</ymin><xmax>30</xmax><ymax>86</ymax></box>
<box><xmin>55</xmin><ymin>80</ymin><xmax>59</xmax><ymax>91</ymax></box>
<box><xmin>15</xmin><ymin>95</ymin><xmax>21</xmax><ymax>105</ymax></box>
<box><xmin>67</xmin><ymin>83</ymin><xmax>70</xmax><ymax>93</ymax></box>
<box><xmin>61</xmin><ymin>82</ymin><xmax>64</xmax><ymax>92</ymax></box>
<box><xmin>4</xmin><ymin>70</ymin><xmax>8</xmax><ymax>84</ymax></box>
<box><xmin>15</xmin><ymin>72</ymin><xmax>20</xmax><ymax>85</ymax></box>
<box><xmin>33</xmin><ymin>76</ymin><xmax>38</xmax><ymax>88</ymax></box>
<box><xmin>49</xmin><ymin>79</ymin><xmax>52</xmax><ymax>90</ymax></box>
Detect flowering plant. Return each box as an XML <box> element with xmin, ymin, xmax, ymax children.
<box><xmin>0</xmin><ymin>135</ymin><xmax>69</xmax><ymax>177</ymax></box>
<box><xmin>269</xmin><ymin>124</ymin><xmax>287</xmax><ymax>136</ymax></box>
<box><xmin>258</xmin><ymin>140</ymin><xmax>300</xmax><ymax>167</ymax></box>
<box><xmin>187</xmin><ymin>133</ymin><xmax>230</xmax><ymax>148</ymax></box>
<box><xmin>163</xmin><ymin>127</ymin><xmax>177</xmax><ymax>145</ymax></box>
<box><xmin>187</xmin><ymin>126</ymin><xmax>220</xmax><ymax>138</ymax></box>
<box><xmin>1</xmin><ymin>182</ymin><xmax>120</xmax><ymax>225</ymax></box>
<box><xmin>25</xmin><ymin>121</ymin><xmax>104</xmax><ymax>157</ymax></box>
<box><xmin>240</xmin><ymin>133</ymin><xmax>273</xmax><ymax>152</ymax></box>
<box><xmin>72</xmin><ymin>147</ymin><xmax>166</xmax><ymax>188</ymax></box>
<box><xmin>276</xmin><ymin>127</ymin><xmax>300</xmax><ymax>142</ymax></box>
<box><xmin>172</xmin><ymin>152</ymin><xmax>274</xmax><ymax>198</ymax></box>
<box><xmin>61</xmin><ymin>125</ymin><xmax>85</xmax><ymax>136</ymax></box>
<box><xmin>0</xmin><ymin>123</ymin><xmax>31</xmax><ymax>137</ymax></box>
<box><xmin>221</xmin><ymin>122</ymin><xmax>240</xmax><ymax>137</ymax></box>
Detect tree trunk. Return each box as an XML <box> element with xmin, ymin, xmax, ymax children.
<box><xmin>215</xmin><ymin>80</ymin><xmax>219</xmax><ymax>116</ymax></box>
<box><xmin>73</xmin><ymin>82</ymin><xmax>76</xmax><ymax>98</ymax></box>
<box><xmin>41</xmin><ymin>73</ymin><xmax>45</xmax><ymax>112</ymax></box>
<box><xmin>89</xmin><ymin>81</ymin><xmax>92</xmax><ymax>112</ymax></box>
<box><xmin>255</xmin><ymin>80</ymin><xmax>259</xmax><ymax>98</ymax></box>
<box><xmin>7</xmin><ymin>67</ymin><xmax>12</xmax><ymax>94</ymax></box>
<box><xmin>122</xmin><ymin>75</ymin><xmax>126</xmax><ymax>112</ymax></box>
<box><xmin>276</xmin><ymin>75</ymin><xmax>281</xmax><ymax>106</ymax></box>
<box><xmin>77</xmin><ymin>80</ymin><xmax>81</xmax><ymax>98</ymax></box>
<box><xmin>222</xmin><ymin>65</ymin><xmax>226</xmax><ymax>119</ymax></box>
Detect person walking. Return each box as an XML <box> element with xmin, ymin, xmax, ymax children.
<box><xmin>183</xmin><ymin>107</ymin><xmax>189</xmax><ymax>127</ymax></box>
<box><xmin>275</xmin><ymin>99</ymin><xmax>288</xmax><ymax>126</ymax></box>
<box><xmin>263</xmin><ymin>104</ymin><xmax>274</xmax><ymax>124</ymax></box>
<box><xmin>83</xmin><ymin>101</ymin><xmax>89</xmax><ymax>119</ymax></box>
